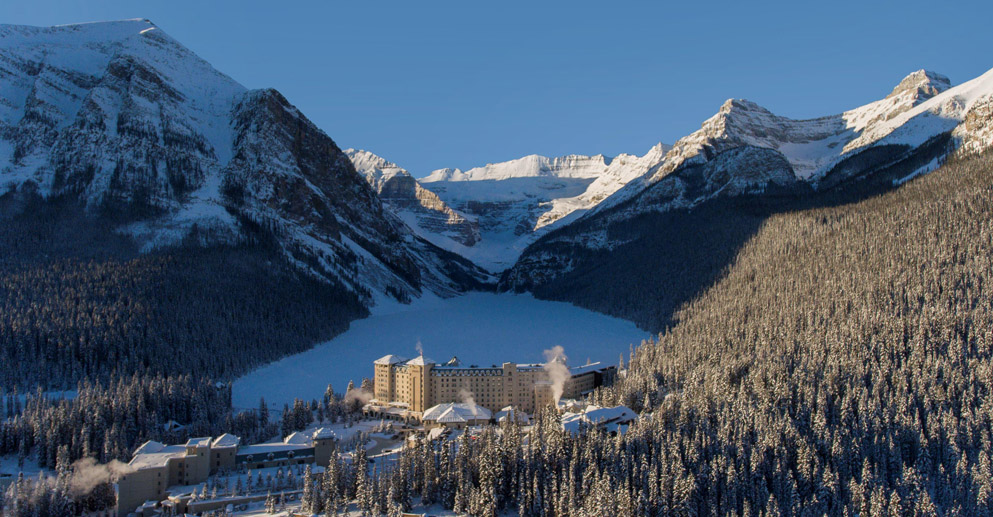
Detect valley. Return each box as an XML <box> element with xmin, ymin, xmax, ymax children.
<box><xmin>1</xmin><ymin>13</ymin><xmax>992</xmax><ymax>517</ymax></box>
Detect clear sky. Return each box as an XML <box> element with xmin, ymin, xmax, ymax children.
<box><xmin>2</xmin><ymin>0</ymin><xmax>991</xmax><ymax>175</ymax></box>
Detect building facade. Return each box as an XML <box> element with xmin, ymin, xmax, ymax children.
<box><xmin>372</xmin><ymin>355</ymin><xmax>616</xmax><ymax>416</ymax></box>
<box><xmin>117</xmin><ymin>428</ymin><xmax>336</xmax><ymax>515</ymax></box>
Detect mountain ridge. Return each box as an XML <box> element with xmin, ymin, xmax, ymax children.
<box><xmin>0</xmin><ymin>19</ymin><xmax>490</xmax><ymax>307</ymax></box>
<box><xmin>500</xmin><ymin>66</ymin><xmax>993</xmax><ymax>330</ymax></box>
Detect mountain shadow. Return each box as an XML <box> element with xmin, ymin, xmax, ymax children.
<box><xmin>502</xmin><ymin>132</ymin><xmax>956</xmax><ymax>333</ymax></box>
<box><xmin>0</xmin><ymin>193</ymin><xmax>367</xmax><ymax>390</ymax></box>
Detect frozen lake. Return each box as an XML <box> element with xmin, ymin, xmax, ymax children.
<box><xmin>232</xmin><ymin>292</ymin><xmax>648</xmax><ymax>410</ymax></box>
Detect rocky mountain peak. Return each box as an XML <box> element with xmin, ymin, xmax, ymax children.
<box><xmin>0</xmin><ymin>20</ymin><xmax>491</xmax><ymax>306</ymax></box>
<box><xmin>718</xmin><ymin>98</ymin><xmax>771</xmax><ymax>115</ymax></box>
<box><xmin>346</xmin><ymin>149</ymin><xmax>481</xmax><ymax>249</ymax></box>
<box><xmin>888</xmin><ymin>69</ymin><xmax>951</xmax><ymax>103</ymax></box>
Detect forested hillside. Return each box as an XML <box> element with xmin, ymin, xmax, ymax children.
<box><xmin>0</xmin><ymin>194</ymin><xmax>366</xmax><ymax>389</ymax></box>
<box><xmin>504</xmin><ymin>133</ymin><xmax>954</xmax><ymax>333</ymax></box>
<box><xmin>293</xmin><ymin>150</ymin><xmax>993</xmax><ymax>516</ymax></box>
<box><xmin>597</xmin><ymin>149</ymin><xmax>993</xmax><ymax>514</ymax></box>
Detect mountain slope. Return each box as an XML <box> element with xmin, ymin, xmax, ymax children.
<box><xmin>346</xmin><ymin>148</ymin><xmax>481</xmax><ymax>250</ymax></box>
<box><xmin>0</xmin><ymin>19</ymin><xmax>491</xmax><ymax>389</ymax></box>
<box><xmin>0</xmin><ymin>19</ymin><xmax>488</xmax><ymax>306</ymax></box>
<box><xmin>598</xmin><ymin>149</ymin><xmax>993</xmax><ymax>515</ymax></box>
<box><xmin>350</xmin><ymin>144</ymin><xmax>671</xmax><ymax>271</ymax></box>
<box><xmin>503</xmin><ymin>68</ymin><xmax>993</xmax><ymax>328</ymax></box>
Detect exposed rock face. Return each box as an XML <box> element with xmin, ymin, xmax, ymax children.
<box><xmin>407</xmin><ymin>148</ymin><xmax>672</xmax><ymax>270</ymax></box>
<box><xmin>0</xmin><ymin>21</ymin><xmax>241</xmax><ymax>213</ymax></box>
<box><xmin>0</xmin><ymin>19</ymin><xmax>490</xmax><ymax>305</ymax></box>
<box><xmin>955</xmin><ymin>96</ymin><xmax>993</xmax><ymax>155</ymax></box>
<box><xmin>503</xmin><ymin>67</ymin><xmax>993</xmax><ymax>292</ymax></box>
<box><xmin>888</xmin><ymin>69</ymin><xmax>951</xmax><ymax>101</ymax></box>
<box><xmin>347</xmin><ymin>149</ymin><xmax>480</xmax><ymax>248</ymax></box>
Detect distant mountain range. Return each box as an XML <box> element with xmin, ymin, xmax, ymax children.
<box><xmin>2</xmin><ymin>18</ymin><xmax>992</xmax><ymax>316</ymax></box>
<box><xmin>350</xmin><ymin>69</ymin><xmax>993</xmax><ymax>275</ymax></box>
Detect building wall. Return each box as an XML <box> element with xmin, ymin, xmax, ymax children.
<box><xmin>374</xmin><ymin>363</ymin><xmax>396</xmax><ymax>402</ymax></box>
<box><xmin>535</xmin><ymin>383</ymin><xmax>556</xmax><ymax>410</ymax></box>
<box><xmin>314</xmin><ymin>437</ymin><xmax>335</xmax><ymax>467</ymax></box>
<box><xmin>563</xmin><ymin>371</ymin><xmax>596</xmax><ymax>400</ymax></box>
<box><xmin>117</xmin><ymin>466</ymin><xmax>168</xmax><ymax>515</ymax></box>
<box><xmin>374</xmin><ymin>359</ymin><xmax>617</xmax><ymax>419</ymax></box>
<box><xmin>432</xmin><ymin>365</ymin><xmax>507</xmax><ymax>413</ymax></box>
<box><xmin>409</xmin><ymin>364</ymin><xmax>430</xmax><ymax>413</ymax></box>
<box><xmin>182</xmin><ymin>445</ymin><xmax>211</xmax><ymax>486</ymax></box>
<box><xmin>210</xmin><ymin>446</ymin><xmax>237</xmax><ymax>473</ymax></box>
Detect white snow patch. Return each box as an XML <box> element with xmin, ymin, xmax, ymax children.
<box><xmin>232</xmin><ymin>292</ymin><xmax>647</xmax><ymax>409</ymax></box>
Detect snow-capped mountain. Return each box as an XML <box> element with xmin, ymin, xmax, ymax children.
<box><xmin>582</xmin><ymin>69</ymin><xmax>953</xmax><ymax>218</ymax></box>
<box><xmin>0</xmin><ymin>19</ymin><xmax>489</xmax><ymax>305</ymax></box>
<box><xmin>353</xmin><ymin>146</ymin><xmax>671</xmax><ymax>271</ymax></box>
<box><xmin>346</xmin><ymin>149</ymin><xmax>480</xmax><ymax>249</ymax></box>
<box><xmin>503</xmin><ymin>67</ymin><xmax>993</xmax><ymax>290</ymax></box>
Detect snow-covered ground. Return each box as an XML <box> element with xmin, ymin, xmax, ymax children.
<box><xmin>232</xmin><ymin>292</ymin><xmax>647</xmax><ymax>410</ymax></box>
<box><xmin>0</xmin><ymin>454</ymin><xmax>44</xmax><ymax>479</ymax></box>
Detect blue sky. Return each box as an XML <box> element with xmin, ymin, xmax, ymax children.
<box><xmin>2</xmin><ymin>1</ymin><xmax>990</xmax><ymax>175</ymax></box>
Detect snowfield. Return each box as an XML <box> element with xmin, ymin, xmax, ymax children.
<box><xmin>232</xmin><ymin>293</ymin><xmax>648</xmax><ymax>410</ymax></box>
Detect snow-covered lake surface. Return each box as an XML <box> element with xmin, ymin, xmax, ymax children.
<box><xmin>232</xmin><ymin>292</ymin><xmax>648</xmax><ymax>410</ymax></box>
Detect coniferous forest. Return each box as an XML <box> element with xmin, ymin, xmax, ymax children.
<box><xmin>292</xmin><ymin>150</ymin><xmax>993</xmax><ymax>516</ymax></box>
<box><xmin>0</xmin><ymin>195</ymin><xmax>366</xmax><ymax>390</ymax></box>
<box><xmin>6</xmin><ymin>149</ymin><xmax>989</xmax><ymax>516</ymax></box>
<box><xmin>2</xmin><ymin>9</ymin><xmax>992</xmax><ymax>517</ymax></box>
<box><xmin>4</xmin><ymin>149</ymin><xmax>993</xmax><ymax>515</ymax></box>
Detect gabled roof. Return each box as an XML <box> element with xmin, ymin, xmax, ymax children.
<box><xmin>583</xmin><ymin>405</ymin><xmax>637</xmax><ymax>425</ymax></box>
<box><xmin>437</xmin><ymin>408</ymin><xmax>467</xmax><ymax>423</ymax></box>
<box><xmin>312</xmin><ymin>427</ymin><xmax>336</xmax><ymax>440</ymax></box>
<box><xmin>133</xmin><ymin>440</ymin><xmax>166</xmax><ymax>456</ymax></box>
<box><xmin>129</xmin><ymin>441</ymin><xmax>187</xmax><ymax>469</ymax></box>
<box><xmin>283</xmin><ymin>431</ymin><xmax>312</xmax><ymax>446</ymax></box>
<box><xmin>561</xmin><ymin>405</ymin><xmax>638</xmax><ymax>434</ymax></box>
<box><xmin>406</xmin><ymin>355</ymin><xmax>435</xmax><ymax>366</ymax></box>
<box><xmin>422</xmin><ymin>402</ymin><xmax>492</xmax><ymax>422</ymax></box>
<box><xmin>211</xmin><ymin>433</ymin><xmax>241</xmax><ymax>448</ymax></box>
<box><xmin>374</xmin><ymin>354</ymin><xmax>408</xmax><ymax>365</ymax></box>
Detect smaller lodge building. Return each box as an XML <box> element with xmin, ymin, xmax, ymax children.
<box><xmin>117</xmin><ymin>428</ymin><xmax>336</xmax><ymax>515</ymax></box>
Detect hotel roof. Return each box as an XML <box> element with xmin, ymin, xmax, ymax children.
<box><xmin>185</xmin><ymin>437</ymin><xmax>212</xmax><ymax>448</ymax></box>
<box><xmin>374</xmin><ymin>354</ymin><xmax>408</xmax><ymax>365</ymax></box>
<box><xmin>211</xmin><ymin>433</ymin><xmax>241</xmax><ymax>448</ymax></box>
<box><xmin>236</xmin><ymin>442</ymin><xmax>313</xmax><ymax>457</ymax></box>
<box><xmin>422</xmin><ymin>402</ymin><xmax>492</xmax><ymax>422</ymax></box>
<box><xmin>129</xmin><ymin>441</ymin><xmax>187</xmax><ymax>469</ymax></box>
<box><xmin>283</xmin><ymin>431</ymin><xmax>312</xmax><ymax>446</ymax></box>
<box><xmin>405</xmin><ymin>355</ymin><xmax>435</xmax><ymax>366</ymax></box>
<box><xmin>312</xmin><ymin>427</ymin><xmax>336</xmax><ymax>440</ymax></box>
<box><xmin>568</xmin><ymin>362</ymin><xmax>609</xmax><ymax>376</ymax></box>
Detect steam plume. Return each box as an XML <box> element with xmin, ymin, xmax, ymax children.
<box><xmin>344</xmin><ymin>387</ymin><xmax>373</xmax><ymax>406</ymax></box>
<box><xmin>458</xmin><ymin>388</ymin><xmax>479</xmax><ymax>417</ymax></box>
<box><xmin>543</xmin><ymin>345</ymin><xmax>570</xmax><ymax>405</ymax></box>
<box><xmin>70</xmin><ymin>457</ymin><xmax>134</xmax><ymax>496</ymax></box>
<box><xmin>415</xmin><ymin>339</ymin><xmax>424</xmax><ymax>357</ymax></box>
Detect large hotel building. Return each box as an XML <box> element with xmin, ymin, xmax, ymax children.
<box><xmin>370</xmin><ymin>354</ymin><xmax>616</xmax><ymax>416</ymax></box>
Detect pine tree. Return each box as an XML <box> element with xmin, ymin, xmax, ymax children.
<box><xmin>264</xmin><ymin>491</ymin><xmax>275</xmax><ymax>514</ymax></box>
<box><xmin>301</xmin><ymin>464</ymin><xmax>315</xmax><ymax>513</ymax></box>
